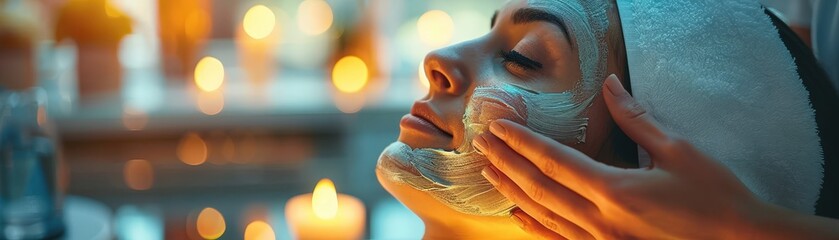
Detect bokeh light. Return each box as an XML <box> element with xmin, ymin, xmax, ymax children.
<box><xmin>194</xmin><ymin>56</ymin><xmax>225</xmax><ymax>92</ymax></box>
<box><xmin>244</xmin><ymin>221</ymin><xmax>276</xmax><ymax>240</ymax></box>
<box><xmin>243</xmin><ymin>5</ymin><xmax>276</xmax><ymax>40</ymax></box>
<box><xmin>115</xmin><ymin>205</ymin><xmax>164</xmax><ymax>240</ymax></box>
<box><xmin>297</xmin><ymin>0</ymin><xmax>333</xmax><ymax>35</ymax></box>
<box><xmin>123</xmin><ymin>159</ymin><xmax>154</xmax><ymax>191</ymax></box>
<box><xmin>197</xmin><ymin>90</ymin><xmax>225</xmax><ymax>115</ymax></box>
<box><xmin>312</xmin><ymin>178</ymin><xmax>338</xmax><ymax>219</ymax></box>
<box><xmin>122</xmin><ymin>107</ymin><xmax>148</xmax><ymax>131</ymax></box>
<box><xmin>196</xmin><ymin>207</ymin><xmax>226</xmax><ymax>239</ymax></box>
<box><xmin>177</xmin><ymin>132</ymin><xmax>208</xmax><ymax>166</ymax></box>
<box><xmin>333</xmin><ymin>94</ymin><xmax>365</xmax><ymax>114</ymax></box>
<box><xmin>37</xmin><ymin>106</ymin><xmax>47</xmax><ymax>127</ymax></box>
<box><xmin>332</xmin><ymin>56</ymin><xmax>368</xmax><ymax>93</ymax></box>
<box><xmin>417</xmin><ymin>10</ymin><xmax>454</xmax><ymax>48</ymax></box>
<box><xmin>371</xmin><ymin>199</ymin><xmax>424</xmax><ymax>239</ymax></box>
<box><xmin>104</xmin><ymin>1</ymin><xmax>122</xmax><ymax>18</ymax></box>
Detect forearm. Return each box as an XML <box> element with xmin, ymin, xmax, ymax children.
<box><xmin>739</xmin><ymin>202</ymin><xmax>839</xmax><ymax>239</ymax></box>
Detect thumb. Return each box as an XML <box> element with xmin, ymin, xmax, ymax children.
<box><xmin>601</xmin><ymin>74</ymin><xmax>673</xmax><ymax>160</ymax></box>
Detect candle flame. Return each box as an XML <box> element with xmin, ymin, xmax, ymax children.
<box><xmin>243</xmin><ymin>5</ymin><xmax>276</xmax><ymax>40</ymax></box>
<box><xmin>312</xmin><ymin>178</ymin><xmax>338</xmax><ymax>219</ymax></box>
<box><xmin>332</xmin><ymin>56</ymin><xmax>368</xmax><ymax>93</ymax></box>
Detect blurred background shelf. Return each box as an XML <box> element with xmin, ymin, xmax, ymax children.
<box><xmin>1</xmin><ymin>0</ymin><xmax>505</xmax><ymax>239</ymax></box>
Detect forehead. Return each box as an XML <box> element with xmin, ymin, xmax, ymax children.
<box><xmin>497</xmin><ymin>0</ymin><xmax>592</xmax><ymax>32</ymax></box>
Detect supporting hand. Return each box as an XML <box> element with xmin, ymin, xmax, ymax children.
<box><xmin>472</xmin><ymin>74</ymin><xmax>839</xmax><ymax>239</ymax></box>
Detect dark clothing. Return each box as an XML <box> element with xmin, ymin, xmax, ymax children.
<box><xmin>766</xmin><ymin>8</ymin><xmax>839</xmax><ymax>219</ymax></box>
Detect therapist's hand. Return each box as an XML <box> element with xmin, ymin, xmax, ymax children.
<box><xmin>472</xmin><ymin>74</ymin><xmax>767</xmax><ymax>239</ymax></box>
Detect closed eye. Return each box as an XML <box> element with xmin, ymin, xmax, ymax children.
<box><xmin>501</xmin><ymin>50</ymin><xmax>543</xmax><ymax>70</ymax></box>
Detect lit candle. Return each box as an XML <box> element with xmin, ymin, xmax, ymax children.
<box><xmin>285</xmin><ymin>179</ymin><xmax>365</xmax><ymax>239</ymax></box>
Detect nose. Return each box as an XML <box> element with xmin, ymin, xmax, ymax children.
<box><xmin>423</xmin><ymin>44</ymin><xmax>472</xmax><ymax>97</ymax></box>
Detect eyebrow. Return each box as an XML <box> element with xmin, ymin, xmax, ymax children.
<box><xmin>511</xmin><ymin>8</ymin><xmax>573</xmax><ymax>47</ymax></box>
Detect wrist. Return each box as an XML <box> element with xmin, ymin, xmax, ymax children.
<box><xmin>720</xmin><ymin>197</ymin><xmax>781</xmax><ymax>239</ymax></box>
<box><xmin>736</xmin><ymin>199</ymin><xmax>815</xmax><ymax>240</ymax></box>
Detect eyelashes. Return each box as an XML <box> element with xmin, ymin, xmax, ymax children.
<box><xmin>501</xmin><ymin>50</ymin><xmax>543</xmax><ymax>70</ymax></box>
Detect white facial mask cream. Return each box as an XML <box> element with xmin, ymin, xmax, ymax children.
<box><xmin>529</xmin><ymin>0</ymin><xmax>611</xmax><ymax>98</ymax></box>
<box><xmin>378</xmin><ymin>84</ymin><xmax>595</xmax><ymax>216</ymax></box>
<box><xmin>377</xmin><ymin>0</ymin><xmax>611</xmax><ymax>216</ymax></box>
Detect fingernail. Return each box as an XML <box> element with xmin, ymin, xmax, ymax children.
<box><xmin>605</xmin><ymin>74</ymin><xmax>623</xmax><ymax>96</ymax></box>
<box><xmin>489</xmin><ymin>121</ymin><xmax>507</xmax><ymax>139</ymax></box>
<box><xmin>472</xmin><ymin>135</ymin><xmax>488</xmax><ymax>154</ymax></box>
<box><xmin>481</xmin><ymin>166</ymin><xmax>499</xmax><ymax>186</ymax></box>
<box><xmin>511</xmin><ymin>213</ymin><xmax>526</xmax><ymax>229</ymax></box>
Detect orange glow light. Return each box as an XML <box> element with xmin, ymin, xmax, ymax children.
<box><xmin>333</xmin><ymin>93</ymin><xmax>364</xmax><ymax>114</ymax></box>
<box><xmin>123</xmin><ymin>159</ymin><xmax>154</xmax><ymax>190</ymax></box>
<box><xmin>177</xmin><ymin>132</ymin><xmax>208</xmax><ymax>166</ymax></box>
<box><xmin>417</xmin><ymin>10</ymin><xmax>454</xmax><ymax>47</ymax></box>
<box><xmin>243</xmin><ymin>5</ymin><xmax>276</xmax><ymax>40</ymax></box>
<box><xmin>197</xmin><ymin>207</ymin><xmax>226</xmax><ymax>239</ymax></box>
<box><xmin>37</xmin><ymin>106</ymin><xmax>47</xmax><ymax>127</ymax></box>
<box><xmin>312</xmin><ymin>178</ymin><xmax>338</xmax><ymax>219</ymax></box>
<box><xmin>184</xmin><ymin>9</ymin><xmax>211</xmax><ymax>40</ymax></box>
<box><xmin>332</xmin><ymin>56</ymin><xmax>368</xmax><ymax>93</ymax></box>
<box><xmin>194</xmin><ymin>56</ymin><xmax>225</xmax><ymax>92</ymax></box>
<box><xmin>104</xmin><ymin>1</ymin><xmax>121</xmax><ymax>18</ymax></box>
<box><xmin>297</xmin><ymin>0</ymin><xmax>333</xmax><ymax>35</ymax></box>
<box><xmin>197</xmin><ymin>90</ymin><xmax>224</xmax><ymax>115</ymax></box>
<box><xmin>244</xmin><ymin>221</ymin><xmax>276</xmax><ymax>240</ymax></box>
<box><xmin>122</xmin><ymin>107</ymin><xmax>148</xmax><ymax>131</ymax></box>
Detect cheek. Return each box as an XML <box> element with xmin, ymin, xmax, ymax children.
<box><xmin>443</xmin><ymin>97</ymin><xmax>469</xmax><ymax>150</ymax></box>
<box><xmin>546</xmin><ymin>52</ymin><xmax>583</xmax><ymax>93</ymax></box>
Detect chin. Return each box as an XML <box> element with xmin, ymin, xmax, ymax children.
<box><xmin>375</xmin><ymin>167</ymin><xmax>529</xmax><ymax>238</ymax></box>
<box><xmin>375</xmin><ymin>167</ymin><xmax>469</xmax><ymax>223</ymax></box>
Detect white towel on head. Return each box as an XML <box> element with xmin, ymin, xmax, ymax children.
<box><xmin>617</xmin><ymin>0</ymin><xmax>824</xmax><ymax>213</ymax></box>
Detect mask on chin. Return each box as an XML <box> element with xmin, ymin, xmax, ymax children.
<box><xmin>377</xmin><ymin>83</ymin><xmax>595</xmax><ymax>216</ymax></box>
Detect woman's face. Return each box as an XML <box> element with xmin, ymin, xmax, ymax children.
<box><xmin>399</xmin><ymin>0</ymin><xmax>617</xmax><ymax>154</ymax></box>
<box><xmin>379</xmin><ymin>0</ymin><xmax>625</xmax><ymax>231</ymax></box>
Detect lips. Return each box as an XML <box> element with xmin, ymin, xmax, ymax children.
<box><xmin>398</xmin><ymin>102</ymin><xmax>453</xmax><ymax>149</ymax></box>
<box><xmin>401</xmin><ymin>114</ymin><xmax>449</xmax><ymax>136</ymax></box>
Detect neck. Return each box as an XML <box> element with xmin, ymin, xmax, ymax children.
<box><xmin>596</xmin><ymin>124</ymin><xmax>638</xmax><ymax>168</ymax></box>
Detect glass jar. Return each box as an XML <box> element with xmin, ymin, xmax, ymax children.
<box><xmin>0</xmin><ymin>88</ymin><xmax>65</xmax><ymax>239</ymax></box>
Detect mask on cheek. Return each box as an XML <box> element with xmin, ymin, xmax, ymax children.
<box><xmin>377</xmin><ymin>84</ymin><xmax>595</xmax><ymax>216</ymax></box>
<box><xmin>377</xmin><ymin>0</ymin><xmax>611</xmax><ymax>217</ymax></box>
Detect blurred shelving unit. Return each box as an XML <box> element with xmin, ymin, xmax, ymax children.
<box><xmin>19</xmin><ymin>0</ymin><xmax>508</xmax><ymax>238</ymax></box>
